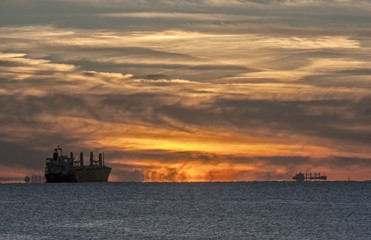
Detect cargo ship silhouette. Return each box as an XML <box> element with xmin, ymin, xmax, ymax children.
<box><xmin>293</xmin><ymin>172</ymin><xmax>327</xmax><ymax>182</ymax></box>
<box><xmin>45</xmin><ymin>146</ymin><xmax>111</xmax><ymax>182</ymax></box>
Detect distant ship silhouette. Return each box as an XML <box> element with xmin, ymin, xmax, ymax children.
<box><xmin>293</xmin><ymin>172</ymin><xmax>327</xmax><ymax>182</ymax></box>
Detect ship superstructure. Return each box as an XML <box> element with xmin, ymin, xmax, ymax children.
<box><xmin>45</xmin><ymin>146</ymin><xmax>111</xmax><ymax>182</ymax></box>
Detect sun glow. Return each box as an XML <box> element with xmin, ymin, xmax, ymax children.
<box><xmin>113</xmin><ymin>159</ymin><xmax>258</xmax><ymax>182</ymax></box>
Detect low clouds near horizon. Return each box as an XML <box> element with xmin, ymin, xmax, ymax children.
<box><xmin>0</xmin><ymin>0</ymin><xmax>370</xmax><ymax>181</ymax></box>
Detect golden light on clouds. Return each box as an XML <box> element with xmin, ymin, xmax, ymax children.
<box><xmin>112</xmin><ymin>158</ymin><xmax>259</xmax><ymax>182</ymax></box>
<box><xmin>0</xmin><ymin>0</ymin><xmax>371</xmax><ymax>182</ymax></box>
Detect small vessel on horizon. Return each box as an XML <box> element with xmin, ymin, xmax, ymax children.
<box><xmin>45</xmin><ymin>146</ymin><xmax>111</xmax><ymax>182</ymax></box>
<box><xmin>293</xmin><ymin>172</ymin><xmax>327</xmax><ymax>182</ymax></box>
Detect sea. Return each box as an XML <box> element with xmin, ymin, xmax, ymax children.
<box><xmin>0</xmin><ymin>182</ymin><xmax>370</xmax><ymax>240</ymax></box>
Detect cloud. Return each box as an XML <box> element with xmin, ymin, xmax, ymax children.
<box><xmin>100</xmin><ymin>12</ymin><xmax>263</xmax><ymax>21</ymax></box>
<box><xmin>0</xmin><ymin>0</ymin><xmax>371</xmax><ymax>181</ymax></box>
<box><xmin>1</xmin><ymin>25</ymin><xmax>366</xmax><ymax>84</ymax></box>
<box><xmin>0</xmin><ymin>51</ymin><xmax>369</xmax><ymax>153</ymax></box>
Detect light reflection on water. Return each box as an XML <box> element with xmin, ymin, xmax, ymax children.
<box><xmin>0</xmin><ymin>182</ymin><xmax>370</xmax><ymax>239</ymax></box>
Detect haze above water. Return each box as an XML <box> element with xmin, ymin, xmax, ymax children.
<box><xmin>1</xmin><ymin>182</ymin><xmax>370</xmax><ymax>239</ymax></box>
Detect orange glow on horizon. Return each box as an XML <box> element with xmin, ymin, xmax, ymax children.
<box><xmin>113</xmin><ymin>159</ymin><xmax>258</xmax><ymax>182</ymax></box>
<box><xmin>94</xmin><ymin>123</ymin><xmax>335</xmax><ymax>158</ymax></box>
<box><xmin>110</xmin><ymin>156</ymin><xmax>371</xmax><ymax>182</ymax></box>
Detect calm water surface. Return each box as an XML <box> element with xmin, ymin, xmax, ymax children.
<box><xmin>0</xmin><ymin>182</ymin><xmax>370</xmax><ymax>239</ymax></box>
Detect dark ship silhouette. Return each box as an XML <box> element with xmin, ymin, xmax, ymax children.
<box><xmin>45</xmin><ymin>146</ymin><xmax>111</xmax><ymax>182</ymax></box>
<box><xmin>293</xmin><ymin>172</ymin><xmax>327</xmax><ymax>182</ymax></box>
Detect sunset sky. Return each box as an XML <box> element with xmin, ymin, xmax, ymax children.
<box><xmin>0</xmin><ymin>0</ymin><xmax>370</xmax><ymax>182</ymax></box>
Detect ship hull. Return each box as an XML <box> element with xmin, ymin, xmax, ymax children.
<box><xmin>45</xmin><ymin>167</ymin><xmax>111</xmax><ymax>183</ymax></box>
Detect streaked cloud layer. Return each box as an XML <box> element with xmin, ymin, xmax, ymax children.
<box><xmin>0</xmin><ymin>0</ymin><xmax>370</xmax><ymax>181</ymax></box>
